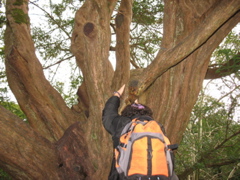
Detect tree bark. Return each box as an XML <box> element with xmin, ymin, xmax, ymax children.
<box><xmin>112</xmin><ymin>0</ymin><xmax>132</xmax><ymax>90</ymax></box>
<box><xmin>4</xmin><ymin>0</ymin><xmax>77</xmax><ymax>143</ymax></box>
<box><xmin>131</xmin><ymin>0</ymin><xmax>240</xmax><ymax>96</ymax></box>
<box><xmin>0</xmin><ymin>106</ymin><xmax>61</xmax><ymax>179</ymax></box>
<box><xmin>1</xmin><ymin>0</ymin><xmax>240</xmax><ymax>179</ymax></box>
<box><xmin>135</xmin><ymin>0</ymin><xmax>240</xmax><ymax>143</ymax></box>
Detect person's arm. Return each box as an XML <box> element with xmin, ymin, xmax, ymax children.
<box><xmin>113</xmin><ymin>84</ymin><xmax>125</xmax><ymax>98</ymax></box>
<box><xmin>102</xmin><ymin>85</ymin><xmax>125</xmax><ymax>135</ymax></box>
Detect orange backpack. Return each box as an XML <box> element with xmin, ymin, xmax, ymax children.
<box><xmin>115</xmin><ymin>119</ymin><xmax>177</xmax><ymax>179</ymax></box>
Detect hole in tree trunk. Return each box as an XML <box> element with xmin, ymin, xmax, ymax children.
<box><xmin>84</xmin><ymin>22</ymin><xmax>94</xmax><ymax>37</ymax></box>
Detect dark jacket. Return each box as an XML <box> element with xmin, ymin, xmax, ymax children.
<box><xmin>102</xmin><ymin>96</ymin><xmax>154</xmax><ymax>180</ymax></box>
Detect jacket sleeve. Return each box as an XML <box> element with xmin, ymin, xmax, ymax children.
<box><xmin>102</xmin><ymin>96</ymin><xmax>121</xmax><ymax>135</ymax></box>
<box><xmin>102</xmin><ymin>96</ymin><xmax>130</xmax><ymax>136</ymax></box>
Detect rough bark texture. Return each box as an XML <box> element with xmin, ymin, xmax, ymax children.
<box><xmin>0</xmin><ymin>106</ymin><xmax>61</xmax><ymax>179</ymax></box>
<box><xmin>1</xmin><ymin>0</ymin><xmax>240</xmax><ymax>179</ymax></box>
<box><xmin>140</xmin><ymin>0</ymin><xmax>240</xmax><ymax>143</ymax></box>
<box><xmin>112</xmin><ymin>0</ymin><xmax>132</xmax><ymax>90</ymax></box>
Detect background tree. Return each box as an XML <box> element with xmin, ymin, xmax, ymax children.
<box><xmin>177</xmin><ymin>92</ymin><xmax>240</xmax><ymax>179</ymax></box>
<box><xmin>0</xmin><ymin>0</ymin><xmax>239</xmax><ymax>179</ymax></box>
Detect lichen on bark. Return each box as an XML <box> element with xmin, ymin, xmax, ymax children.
<box><xmin>11</xmin><ymin>8</ymin><xmax>29</xmax><ymax>24</ymax></box>
<box><xmin>13</xmin><ymin>0</ymin><xmax>24</xmax><ymax>6</ymax></box>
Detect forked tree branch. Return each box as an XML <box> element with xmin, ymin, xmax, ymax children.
<box><xmin>4</xmin><ymin>0</ymin><xmax>77</xmax><ymax>141</ymax></box>
<box><xmin>131</xmin><ymin>0</ymin><xmax>240</xmax><ymax>99</ymax></box>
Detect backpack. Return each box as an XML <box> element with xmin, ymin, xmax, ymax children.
<box><xmin>114</xmin><ymin>118</ymin><xmax>178</xmax><ymax>180</ymax></box>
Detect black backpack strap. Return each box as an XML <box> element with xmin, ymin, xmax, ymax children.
<box><xmin>168</xmin><ymin>144</ymin><xmax>178</xmax><ymax>150</ymax></box>
<box><xmin>127</xmin><ymin>175</ymin><xmax>170</xmax><ymax>180</ymax></box>
<box><xmin>157</xmin><ymin>122</ymin><xmax>166</xmax><ymax>135</ymax></box>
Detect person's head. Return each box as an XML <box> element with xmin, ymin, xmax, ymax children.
<box><xmin>121</xmin><ymin>103</ymin><xmax>153</xmax><ymax>118</ymax></box>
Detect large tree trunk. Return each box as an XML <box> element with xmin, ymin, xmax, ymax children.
<box><xmin>1</xmin><ymin>0</ymin><xmax>239</xmax><ymax>179</ymax></box>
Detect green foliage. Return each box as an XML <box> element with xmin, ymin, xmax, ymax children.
<box><xmin>30</xmin><ymin>0</ymin><xmax>77</xmax><ymax>63</ymax></box>
<box><xmin>0</xmin><ymin>46</ymin><xmax>4</xmax><ymax>56</ymax></box>
<box><xmin>0</xmin><ymin>78</ymin><xmax>26</xmax><ymax>120</ymax></box>
<box><xmin>0</xmin><ymin>14</ymin><xmax>6</xmax><ymax>28</ymax></box>
<box><xmin>211</xmin><ymin>31</ymin><xmax>240</xmax><ymax>77</ymax></box>
<box><xmin>212</xmin><ymin>31</ymin><xmax>240</xmax><ymax>63</ymax></box>
<box><xmin>176</xmin><ymin>93</ymin><xmax>240</xmax><ymax>179</ymax></box>
<box><xmin>53</xmin><ymin>75</ymin><xmax>82</xmax><ymax>106</ymax></box>
<box><xmin>132</xmin><ymin>0</ymin><xmax>164</xmax><ymax>25</ymax></box>
<box><xmin>130</xmin><ymin>0</ymin><xmax>164</xmax><ymax>67</ymax></box>
<box><xmin>28</xmin><ymin>0</ymin><xmax>83</xmax><ymax>106</ymax></box>
<box><xmin>109</xmin><ymin>0</ymin><xmax>164</xmax><ymax>68</ymax></box>
<box><xmin>0</xmin><ymin>100</ymin><xmax>27</xmax><ymax>120</ymax></box>
<box><xmin>0</xmin><ymin>169</ymin><xmax>12</xmax><ymax>180</ymax></box>
<box><xmin>32</xmin><ymin>27</ymin><xmax>65</xmax><ymax>61</ymax></box>
<box><xmin>13</xmin><ymin>0</ymin><xmax>24</xmax><ymax>6</ymax></box>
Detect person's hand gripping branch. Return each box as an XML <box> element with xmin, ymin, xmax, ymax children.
<box><xmin>113</xmin><ymin>84</ymin><xmax>125</xmax><ymax>98</ymax></box>
<box><xmin>134</xmin><ymin>99</ymin><xmax>139</xmax><ymax>104</ymax></box>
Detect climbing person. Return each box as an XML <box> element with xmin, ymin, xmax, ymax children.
<box><xmin>102</xmin><ymin>85</ymin><xmax>179</xmax><ymax>180</ymax></box>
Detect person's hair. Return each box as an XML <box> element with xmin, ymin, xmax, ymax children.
<box><xmin>121</xmin><ymin>103</ymin><xmax>153</xmax><ymax>118</ymax></box>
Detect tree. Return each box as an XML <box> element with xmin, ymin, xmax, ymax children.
<box><xmin>176</xmin><ymin>92</ymin><xmax>240</xmax><ymax>179</ymax></box>
<box><xmin>0</xmin><ymin>0</ymin><xmax>240</xmax><ymax>179</ymax></box>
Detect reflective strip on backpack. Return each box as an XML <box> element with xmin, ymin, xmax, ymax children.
<box><xmin>166</xmin><ymin>149</ymin><xmax>173</xmax><ymax>176</ymax></box>
<box><xmin>116</xmin><ymin>139</ymin><xmax>134</xmax><ymax>175</ymax></box>
<box><xmin>120</xmin><ymin>120</ymin><xmax>147</xmax><ymax>136</ymax></box>
<box><xmin>130</xmin><ymin>132</ymin><xmax>165</xmax><ymax>143</ymax></box>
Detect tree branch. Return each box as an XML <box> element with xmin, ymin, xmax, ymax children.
<box><xmin>0</xmin><ymin>105</ymin><xmax>60</xmax><ymax>179</ymax></box>
<box><xmin>71</xmin><ymin>0</ymin><xmax>116</xmax><ymax>106</ymax></box>
<box><xmin>29</xmin><ymin>1</ymin><xmax>71</xmax><ymax>39</ymax></box>
<box><xmin>205</xmin><ymin>53</ymin><xmax>240</xmax><ymax>79</ymax></box>
<box><xmin>111</xmin><ymin>0</ymin><xmax>133</xmax><ymax>91</ymax></box>
<box><xmin>43</xmin><ymin>55</ymin><xmax>74</xmax><ymax>69</ymax></box>
<box><xmin>131</xmin><ymin>0</ymin><xmax>240</xmax><ymax>98</ymax></box>
<box><xmin>4</xmin><ymin>0</ymin><xmax>75</xmax><ymax>141</ymax></box>
<box><xmin>213</xmin><ymin>130</ymin><xmax>240</xmax><ymax>150</ymax></box>
<box><xmin>178</xmin><ymin>129</ymin><xmax>240</xmax><ymax>179</ymax></box>
<box><xmin>206</xmin><ymin>159</ymin><xmax>240</xmax><ymax>168</ymax></box>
